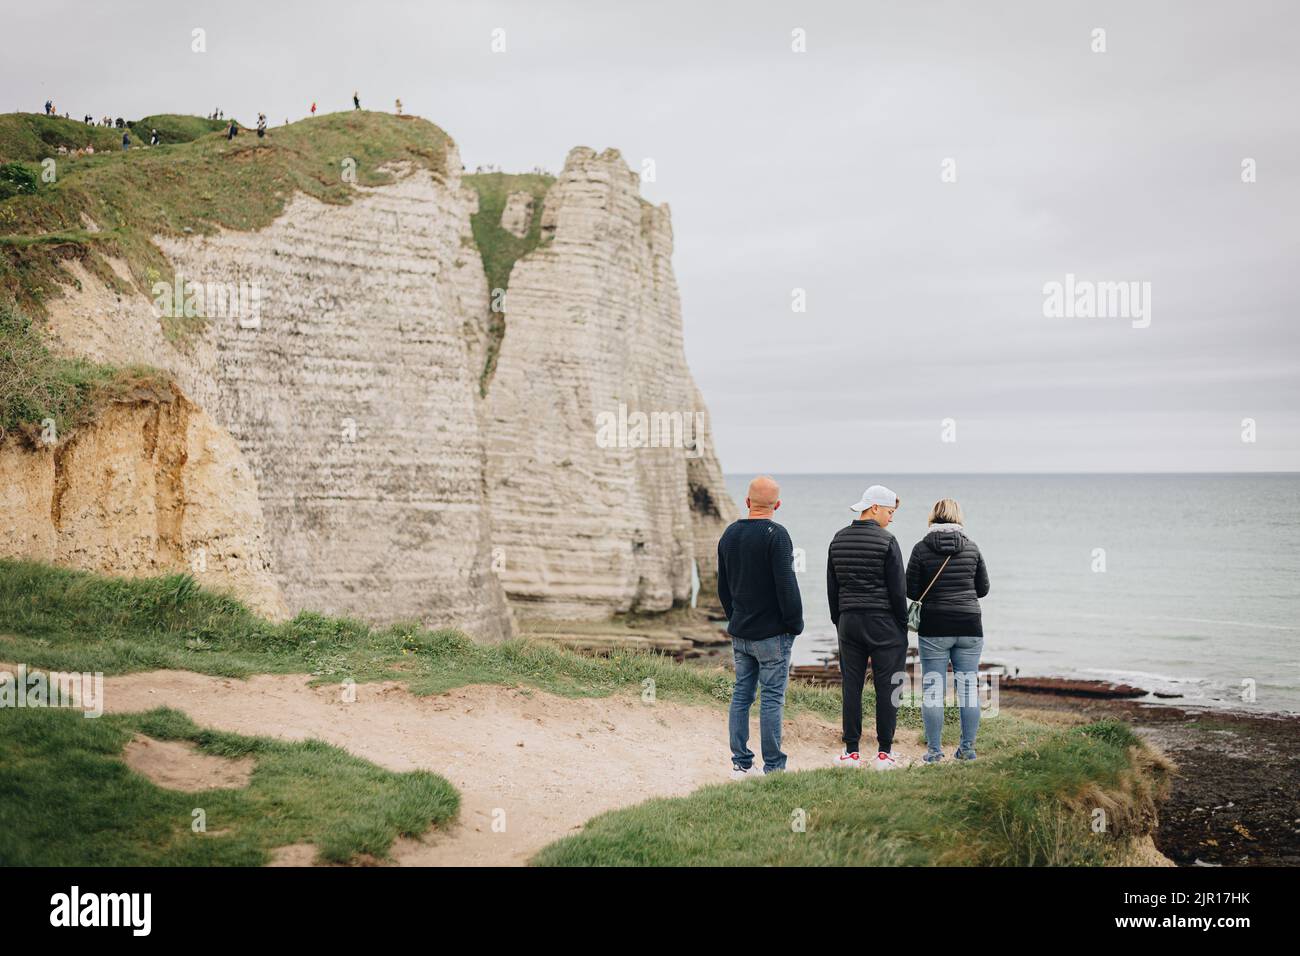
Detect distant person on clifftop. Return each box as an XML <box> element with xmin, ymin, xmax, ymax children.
<box><xmin>310</xmin><ymin>102</ymin><xmax>317</xmax><ymax>116</ymax></box>
<box><xmin>121</xmin><ymin>130</ymin><xmax>130</xmax><ymax>151</ymax></box>
<box><xmin>353</xmin><ymin>91</ymin><xmax>360</xmax><ymax>109</ymax></box>
<box><xmin>827</xmin><ymin>484</ymin><xmax>908</xmax><ymax>771</ymax></box>
<box><xmin>149</xmin><ymin>129</ymin><xmax>159</xmax><ymax>146</ymax></box>
<box><xmin>716</xmin><ymin>475</ymin><xmax>804</xmax><ymax>779</ymax></box>
<box><xmin>226</xmin><ymin>120</ymin><xmax>238</xmax><ymax>141</ymax></box>
<box><xmin>256</xmin><ymin>113</ymin><xmax>267</xmax><ymax>138</ymax></box>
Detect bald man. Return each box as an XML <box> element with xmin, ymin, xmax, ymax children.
<box><xmin>716</xmin><ymin>475</ymin><xmax>804</xmax><ymax>778</ymax></box>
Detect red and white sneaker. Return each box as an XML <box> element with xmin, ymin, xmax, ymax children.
<box><xmin>833</xmin><ymin>751</ymin><xmax>862</xmax><ymax>768</ymax></box>
<box><xmin>870</xmin><ymin>751</ymin><xmax>898</xmax><ymax>771</ymax></box>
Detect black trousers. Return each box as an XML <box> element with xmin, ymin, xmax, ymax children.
<box><xmin>837</xmin><ymin>611</ymin><xmax>908</xmax><ymax>753</ymax></box>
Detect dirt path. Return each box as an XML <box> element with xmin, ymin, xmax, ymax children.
<box><xmin>58</xmin><ymin>667</ymin><xmax>922</xmax><ymax>865</ymax></box>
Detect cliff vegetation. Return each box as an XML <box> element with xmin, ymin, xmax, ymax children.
<box><xmin>463</xmin><ymin>171</ymin><xmax>554</xmax><ymax>392</ymax></box>
<box><xmin>0</xmin><ymin>297</ymin><xmax>169</xmax><ymax>445</ymax></box>
<box><xmin>0</xmin><ymin>111</ymin><xmax>453</xmax><ymax>318</ymax></box>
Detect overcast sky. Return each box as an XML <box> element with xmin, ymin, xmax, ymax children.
<box><xmin>6</xmin><ymin>0</ymin><xmax>1298</xmax><ymax>472</ymax></box>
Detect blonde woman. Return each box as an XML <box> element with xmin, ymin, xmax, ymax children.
<box><xmin>905</xmin><ymin>499</ymin><xmax>990</xmax><ymax>763</ymax></box>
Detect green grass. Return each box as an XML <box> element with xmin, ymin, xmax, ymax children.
<box><xmin>0</xmin><ymin>227</ymin><xmax>120</xmax><ymax>247</ymax></box>
<box><xmin>0</xmin><ymin>114</ymin><xmax>125</xmax><ymax>162</ymax></box>
<box><xmin>0</xmin><ymin>162</ymin><xmax>41</xmax><ymax>202</ymax></box>
<box><xmin>0</xmin><ymin>559</ymin><xmax>945</xmax><ymax>728</ymax></box>
<box><xmin>463</xmin><ymin>172</ymin><xmax>555</xmax><ymax>393</ymax></box>
<box><xmin>0</xmin><ymin>110</ymin><xmax>451</xmax><ymax>316</ymax></box>
<box><xmin>0</xmin><ymin>113</ymin><xmax>224</xmax><ymax>166</ymax></box>
<box><xmin>534</xmin><ymin>721</ymin><xmax>1171</xmax><ymax>867</ymax></box>
<box><xmin>0</xmin><ymin>705</ymin><xmax>457</xmax><ymax>865</ymax></box>
<box><xmin>129</xmin><ymin>114</ymin><xmax>227</xmax><ymax>146</ymax></box>
<box><xmin>0</xmin><ymin>298</ymin><xmax>171</xmax><ymax>444</ymax></box>
<box><xmin>0</xmin><ymin>561</ymin><xmax>1173</xmax><ymax>867</ymax></box>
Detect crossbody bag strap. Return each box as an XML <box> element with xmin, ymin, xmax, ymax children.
<box><xmin>918</xmin><ymin>555</ymin><xmax>952</xmax><ymax>602</ymax></box>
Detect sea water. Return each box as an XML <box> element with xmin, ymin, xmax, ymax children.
<box><xmin>721</xmin><ymin>473</ymin><xmax>1300</xmax><ymax>713</ymax></box>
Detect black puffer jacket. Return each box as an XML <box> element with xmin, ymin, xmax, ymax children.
<box><xmin>905</xmin><ymin>525</ymin><xmax>989</xmax><ymax>637</ymax></box>
<box><xmin>827</xmin><ymin>519</ymin><xmax>908</xmax><ymax>627</ymax></box>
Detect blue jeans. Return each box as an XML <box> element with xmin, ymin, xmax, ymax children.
<box><xmin>729</xmin><ymin>634</ymin><xmax>795</xmax><ymax>773</ymax></box>
<box><xmin>919</xmin><ymin>635</ymin><xmax>984</xmax><ymax>756</ymax></box>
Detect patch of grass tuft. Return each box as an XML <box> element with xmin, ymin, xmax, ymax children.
<box><xmin>0</xmin><ymin>297</ymin><xmax>170</xmax><ymax>444</ymax></box>
<box><xmin>0</xmin><ymin>162</ymin><xmax>40</xmax><ymax>201</ymax></box>
<box><xmin>0</xmin><ymin>705</ymin><xmax>457</xmax><ymax>865</ymax></box>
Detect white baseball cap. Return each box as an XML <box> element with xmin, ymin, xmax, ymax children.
<box><xmin>849</xmin><ymin>484</ymin><xmax>899</xmax><ymax>512</ymax></box>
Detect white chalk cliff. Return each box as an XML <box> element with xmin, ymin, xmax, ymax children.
<box><xmin>485</xmin><ymin>147</ymin><xmax>732</xmax><ymax>621</ymax></box>
<box><xmin>6</xmin><ymin>128</ymin><xmax>731</xmax><ymax>638</ymax></box>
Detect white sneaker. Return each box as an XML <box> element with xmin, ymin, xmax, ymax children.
<box><xmin>833</xmin><ymin>750</ymin><xmax>862</xmax><ymax>769</ymax></box>
<box><xmin>870</xmin><ymin>751</ymin><xmax>898</xmax><ymax>771</ymax></box>
<box><xmin>730</xmin><ymin>765</ymin><xmax>755</xmax><ymax>781</ymax></box>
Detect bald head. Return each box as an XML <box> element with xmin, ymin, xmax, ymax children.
<box><xmin>746</xmin><ymin>475</ymin><xmax>781</xmax><ymax>517</ymax></box>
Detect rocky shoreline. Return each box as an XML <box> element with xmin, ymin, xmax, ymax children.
<box><xmin>997</xmin><ymin>689</ymin><xmax>1300</xmax><ymax>867</ymax></box>
<box><xmin>792</xmin><ymin>651</ymin><xmax>1300</xmax><ymax>867</ymax></box>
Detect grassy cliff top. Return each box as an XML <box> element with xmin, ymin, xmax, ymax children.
<box><xmin>0</xmin><ymin>113</ymin><xmax>227</xmax><ymax>163</ymax></box>
<box><xmin>0</xmin><ymin>110</ymin><xmax>453</xmax><ymax>316</ymax></box>
<box><xmin>535</xmin><ymin>721</ymin><xmax>1170</xmax><ymax>866</ymax></box>
<box><xmin>0</xmin><ymin>114</ymin><xmax>128</xmax><ymax>161</ymax></box>
<box><xmin>130</xmin><ymin>114</ymin><xmax>228</xmax><ymax>146</ymax></box>
<box><xmin>0</xmin><ymin>110</ymin><xmax>572</xmax><ymax>441</ymax></box>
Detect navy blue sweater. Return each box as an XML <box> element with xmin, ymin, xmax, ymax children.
<box><xmin>716</xmin><ymin>518</ymin><xmax>804</xmax><ymax>641</ymax></box>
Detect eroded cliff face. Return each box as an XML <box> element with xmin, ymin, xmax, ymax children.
<box><xmin>484</xmin><ymin>147</ymin><xmax>734</xmax><ymax>621</ymax></box>
<box><xmin>23</xmin><ymin>136</ymin><xmax>730</xmax><ymax>637</ymax></box>
<box><xmin>40</xmin><ymin>154</ymin><xmax>512</xmax><ymax>640</ymax></box>
<box><xmin>0</xmin><ymin>384</ymin><xmax>285</xmax><ymax>616</ymax></box>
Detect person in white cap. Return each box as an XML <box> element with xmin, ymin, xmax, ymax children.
<box><xmin>826</xmin><ymin>484</ymin><xmax>909</xmax><ymax>770</ymax></box>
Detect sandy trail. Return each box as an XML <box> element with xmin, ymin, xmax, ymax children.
<box><xmin>5</xmin><ymin>663</ymin><xmax>923</xmax><ymax>865</ymax></box>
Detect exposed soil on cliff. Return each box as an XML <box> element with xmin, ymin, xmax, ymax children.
<box><xmin>77</xmin><ymin>668</ymin><xmax>903</xmax><ymax>866</ymax></box>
